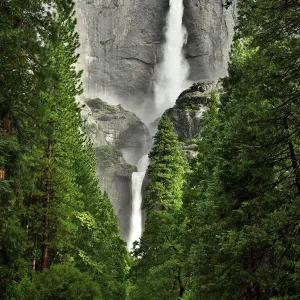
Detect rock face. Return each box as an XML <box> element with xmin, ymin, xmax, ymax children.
<box><xmin>183</xmin><ymin>0</ymin><xmax>237</xmax><ymax>82</ymax></box>
<box><xmin>95</xmin><ymin>146</ymin><xmax>136</xmax><ymax>241</ymax></box>
<box><xmin>81</xmin><ymin>98</ymin><xmax>151</xmax><ymax>240</ymax></box>
<box><xmin>75</xmin><ymin>0</ymin><xmax>236</xmax><ymax>107</ymax></box>
<box><xmin>83</xmin><ymin>97</ymin><xmax>152</xmax><ymax>165</ymax></box>
<box><xmin>75</xmin><ymin>0</ymin><xmax>167</xmax><ymax>106</ymax></box>
<box><xmin>166</xmin><ymin>82</ymin><xmax>216</xmax><ymax>159</ymax></box>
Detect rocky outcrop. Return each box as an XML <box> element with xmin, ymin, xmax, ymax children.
<box><xmin>95</xmin><ymin>146</ymin><xmax>136</xmax><ymax>241</ymax></box>
<box><xmin>166</xmin><ymin>82</ymin><xmax>215</xmax><ymax>141</ymax></box>
<box><xmin>166</xmin><ymin>82</ymin><xmax>216</xmax><ymax>159</ymax></box>
<box><xmin>82</xmin><ymin>97</ymin><xmax>152</xmax><ymax>165</ymax></box>
<box><xmin>75</xmin><ymin>0</ymin><xmax>236</xmax><ymax>107</ymax></box>
<box><xmin>81</xmin><ymin>97</ymin><xmax>151</xmax><ymax>240</ymax></box>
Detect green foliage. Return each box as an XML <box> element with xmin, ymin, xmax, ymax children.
<box><xmin>146</xmin><ymin>114</ymin><xmax>187</xmax><ymax>211</ymax></box>
<box><xmin>12</xmin><ymin>263</ymin><xmax>103</xmax><ymax>300</ymax></box>
<box><xmin>0</xmin><ymin>0</ymin><xmax>128</xmax><ymax>298</ymax></box>
<box><xmin>3</xmin><ymin>0</ymin><xmax>300</xmax><ymax>299</ymax></box>
<box><xmin>183</xmin><ymin>1</ymin><xmax>300</xmax><ymax>299</ymax></box>
<box><xmin>34</xmin><ymin>264</ymin><xmax>102</xmax><ymax>300</ymax></box>
<box><xmin>129</xmin><ymin>114</ymin><xmax>187</xmax><ymax>299</ymax></box>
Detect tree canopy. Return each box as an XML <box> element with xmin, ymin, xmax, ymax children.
<box><xmin>0</xmin><ymin>1</ymin><xmax>128</xmax><ymax>298</ymax></box>
<box><xmin>2</xmin><ymin>0</ymin><xmax>300</xmax><ymax>299</ymax></box>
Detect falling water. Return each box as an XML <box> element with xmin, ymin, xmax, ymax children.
<box><xmin>127</xmin><ymin>0</ymin><xmax>189</xmax><ymax>249</ymax></box>
<box><xmin>127</xmin><ymin>155</ymin><xmax>149</xmax><ymax>249</ymax></box>
<box><xmin>154</xmin><ymin>0</ymin><xmax>190</xmax><ymax>117</ymax></box>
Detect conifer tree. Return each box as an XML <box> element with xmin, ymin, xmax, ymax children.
<box><xmin>0</xmin><ymin>0</ymin><xmax>51</xmax><ymax>295</ymax></box>
<box><xmin>146</xmin><ymin>114</ymin><xmax>186</xmax><ymax>210</ymax></box>
<box><xmin>184</xmin><ymin>1</ymin><xmax>300</xmax><ymax>299</ymax></box>
<box><xmin>0</xmin><ymin>0</ymin><xmax>128</xmax><ymax>298</ymax></box>
<box><xmin>130</xmin><ymin>114</ymin><xmax>187</xmax><ymax>299</ymax></box>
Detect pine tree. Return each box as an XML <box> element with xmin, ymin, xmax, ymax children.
<box><xmin>130</xmin><ymin>114</ymin><xmax>187</xmax><ymax>299</ymax></box>
<box><xmin>184</xmin><ymin>1</ymin><xmax>300</xmax><ymax>298</ymax></box>
<box><xmin>146</xmin><ymin>114</ymin><xmax>186</xmax><ymax>211</ymax></box>
<box><xmin>0</xmin><ymin>0</ymin><xmax>128</xmax><ymax>297</ymax></box>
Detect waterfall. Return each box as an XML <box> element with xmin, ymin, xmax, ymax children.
<box><xmin>127</xmin><ymin>155</ymin><xmax>149</xmax><ymax>249</ymax></box>
<box><xmin>154</xmin><ymin>0</ymin><xmax>190</xmax><ymax>117</ymax></box>
<box><xmin>127</xmin><ymin>0</ymin><xmax>189</xmax><ymax>249</ymax></box>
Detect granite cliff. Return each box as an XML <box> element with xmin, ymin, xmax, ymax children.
<box><xmin>75</xmin><ymin>0</ymin><xmax>236</xmax><ymax>242</ymax></box>
<box><xmin>81</xmin><ymin>98</ymin><xmax>151</xmax><ymax>240</ymax></box>
<box><xmin>75</xmin><ymin>0</ymin><xmax>236</xmax><ymax>108</ymax></box>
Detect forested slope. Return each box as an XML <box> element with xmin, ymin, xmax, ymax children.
<box><xmin>1</xmin><ymin>0</ymin><xmax>300</xmax><ymax>300</ymax></box>
<box><xmin>129</xmin><ymin>0</ymin><xmax>300</xmax><ymax>299</ymax></box>
<box><xmin>0</xmin><ymin>1</ymin><xmax>128</xmax><ymax>299</ymax></box>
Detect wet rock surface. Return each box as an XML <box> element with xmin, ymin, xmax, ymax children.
<box><xmin>95</xmin><ymin>145</ymin><xmax>136</xmax><ymax>241</ymax></box>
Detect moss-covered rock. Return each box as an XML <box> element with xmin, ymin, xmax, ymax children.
<box><xmin>95</xmin><ymin>145</ymin><xmax>123</xmax><ymax>168</ymax></box>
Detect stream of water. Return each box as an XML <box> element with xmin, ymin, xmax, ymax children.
<box><xmin>153</xmin><ymin>0</ymin><xmax>190</xmax><ymax>117</ymax></box>
<box><xmin>127</xmin><ymin>155</ymin><xmax>149</xmax><ymax>249</ymax></box>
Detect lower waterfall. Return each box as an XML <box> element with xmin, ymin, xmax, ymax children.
<box><xmin>127</xmin><ymin>155</ymin><xmax>149</xmax><ymax>249</ymax></box>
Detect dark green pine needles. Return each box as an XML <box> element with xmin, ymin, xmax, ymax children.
<box><xmin>129</xmin><ymin>114</ymin><xmax>187</xmax><ymax>300</ymax></box>
<box><xmin>0</xmin><ymin>1</ymin><xmax>128</xmax><ymax>299</ymax></box>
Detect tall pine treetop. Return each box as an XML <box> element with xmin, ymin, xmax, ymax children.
<box><xmin>147</xmin><ymin>114</ymin><xmax>186</xmax><ymax>211</ymax></box>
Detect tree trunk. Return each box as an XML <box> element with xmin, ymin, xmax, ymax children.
<box><xmin>32</xmin><ymin>256</ymin><xmax>36</xmax><ymax>273</ymax></box>
<box><xmin>3</xmin><ymin>113</ymin><xmax>12</xmax><ymax>135</ymax></box>
<box><xmin>41</xmin><ymin>137</ymin><xmax>53</xmax><ymax>270</ymax></box>
<box><xmin>177</xmin><ymin>267</ymin><xmax>185</xmax><ymax>298</ymax></box>
<box><xmin>284</xmin><ymin>119</ymin><xmax>300</xmax><ymax>192</ymax></box>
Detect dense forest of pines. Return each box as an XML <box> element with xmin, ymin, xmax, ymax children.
<box><xmin>1</xmin><ymin>0</ymin><xmax>300</xmax><ymax>299</ymax></box>
<box><xmin>0</xmin><ymin>1</ymin><xmax>128</xmax><ymax>299</ymax></box>
<box><xmin>129</xmin><ymin>0</ymin><xmax>300</xmax><ymax>299</ymax></box>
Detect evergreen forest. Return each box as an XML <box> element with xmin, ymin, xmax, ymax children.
<box><xmin>1</xmin><ymin>0</ymin><xmax>300</xmax><ymax>299</ymax></box>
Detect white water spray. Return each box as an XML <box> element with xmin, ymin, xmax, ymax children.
<box><xmin>127</xmin><ymin>155</ymin><xmax>149</xmax><ymax>249</ymax></box>
<box><xmin>154</xmin><ymin>0</ymin><xmax>190</xmax><ymax>117</ymax></box>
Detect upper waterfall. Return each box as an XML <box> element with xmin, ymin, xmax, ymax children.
<box><xmin>154</xmin><ymin>0</ymin><xmax>190</xmax><ymax>118</ymax></box>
